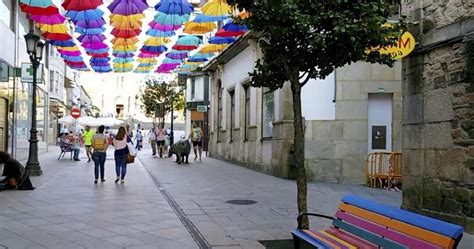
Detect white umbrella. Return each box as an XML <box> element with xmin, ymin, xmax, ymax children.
<box><xmin>96</xmin><ymin>117</ymin><xmax>124</xmax><ymax>127</ymax></box>
<box><xmin>58</xmin><ymin>115</ymin><xmax>76</xmax><ymax>124</ymax></box>
<box><xmin>77</xmin><ymin>116</ymin><xmax>99</xmax><ymax>126</ymax></box>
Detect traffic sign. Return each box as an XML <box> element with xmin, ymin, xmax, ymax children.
<box><xmin>197</xmin><ymin>105</ymin><xmax>207</xmax><ymax>112</ymax></box>
<box><xmin>71</xmin><ymin>107</ymin><xmax>81</xmax><ymax>119</ymax></box>
<box><xmin>21</xmin><ymin>63</ymin><xmax>43</xmax><ymax>83</ymax></box>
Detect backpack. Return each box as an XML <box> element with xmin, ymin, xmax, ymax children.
<box><xmin>192</xmin><ymin>128</ymin><xmax>202</xmax><ymax>141</ymax></box>
<box><xmin>92</xmin><ymin>137</ymin><xmax>107</xmax><ymax>150</ymax></box>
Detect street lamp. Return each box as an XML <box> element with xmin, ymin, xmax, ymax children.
<box><xmin>24</xmin><ymin>31</ymin><xmax>44</xmax><ymax>176</ymax></box>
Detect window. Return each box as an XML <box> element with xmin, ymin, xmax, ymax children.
<box><xmin>244</xmin><ymin>85</ymin><xmax>250</xmax><ymax>141</ymax></box>
<box><xmin>229</xmin><ymin>90</ymin><xmax>235</xmax><ymax>142</ymax></box>
<box><xmin>217</xmin><ymin>81</ymin><xmax>222</xmax><ymax>142</ymax></box>
<box><xmin>262</xmin><ymin>87</ymin><xmax>274</xmax><ymax>138</ymax></box>
<box><xmin>191</xmin><ymin>77</ymin><xmax>195</xmax><ymax>100</ymax></box>
<box><xmin>49</xmin><ymin>71</ymin><xmax>54</xmax><ymax>92</ymax></box>
<box><xmin>55</xmin><ymin>72</ymin><xmax>59</xmax><ymax>94</ymax></box>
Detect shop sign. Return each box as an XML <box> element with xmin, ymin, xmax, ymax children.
<box><xmin>376</xmin><ymin>31</ymin><xmax>416</xmax><ymax>59</ymax></box>
<box><xmin>21</xmin><ymin>63</ymin><xmax>43</xmax><ymax>83</ymax></box>
<box><xmin>197</xmin><ymin>105</ymin><xmax>207</xmax><ymax>112</ymax></box>
<box><xmin>0</xmin><ymin>62</ymin><xmax>8</xmax><ymax>82</ymax></box>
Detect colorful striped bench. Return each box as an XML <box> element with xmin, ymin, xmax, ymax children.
<box><xmin>292</xmin><ymin>195</ymin><xmax>464</xmax><ymax>249</ymax></box>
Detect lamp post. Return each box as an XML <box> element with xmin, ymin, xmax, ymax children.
<box><xmin>168</xmin><ymin>94</ymin><xmax>174</xmax><ymax>157</ymax></box>
<box><xmin>24</xmin><ymin>31</ymin><xmax>44</xmax><ymax>176</ymax></box>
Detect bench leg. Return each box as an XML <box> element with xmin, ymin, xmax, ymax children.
<box><xmin>70</xmin><ymin>151</ymin><xmax>73</xmax><ymax>160</ymax></box>
<box><xmin>58</xmin><ymin>152</ymin><xmax>64</xmax><ymax>160</ymax></box>
<box><xmin>293</xmin><ymin>234</ymin><xmax>301</xmax><ymax>249</ymax></box>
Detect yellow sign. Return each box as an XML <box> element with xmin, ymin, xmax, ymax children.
<box><xmin>377</xmin><ymin>31</ymin><xmax>415</xmax><ymax>59</ymax></box>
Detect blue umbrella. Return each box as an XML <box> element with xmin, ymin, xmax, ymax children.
<box><xmin>163</xmin><ymin>58</ymin><xmax>182</xmax><ymax>64</ymax></box>
<box><xmin>208</xmin><ymin>36</ymin><xmax>235</xmax><ymax>45</ymax></box>
<box><xmin>222</xmin><ymin>21</ymin><xmax>249</xmax><ymax>33</ymax></box>
<box><xmin>113</xmin><ymin>58</ymin><xmax>134</xmax><ymax>63</ymax></box>
<box><xmin>141</xmin><ymin>45</ymin><xmax>168</xmax><ymax>54</ymax></box>
<box><xmin>76</xmin><ymin>27</ymin><xmax>106</xmax><ymax>35</ymax></box>
<box><xmin>90</xmin><ymin>57</ymin><xmax>110</xmax><ymax>63</ymax></box>
<box><xmin>61</xmin><ymin>55</ymin><xmax>84</xmax><ymax>62</ymax></box>
<box><xmin>66</xmin><ymin>9</ymin><xmax>104</xmax><ymax>21</ymax></box>
<box><xmin>49</xmin><ymin>39</ymin><xmax>76</xmax><ymax>47</ymax></box>
<box><xmin>146</xmin><ymin>29</ymin><xmax>175</xmax><ymax>37</ymax></box>
<box><xmin>86</xmin><ymin>47</ymin><xmax>109</xmax><ymax>54</ymax></box>
<box><xmin>20</xmin><ymin>0</ymin><xmax>52</xmax><ymax>7</ymax></box>
<box><xmin>193</xmin><ymin>14</ymin><xmax>228</xmax><ymax>23</ymax></box>
<box><xmin>113</xmin><ymin>52</ymin><xmax>135</xmax><ymax>58</ymax></box>
<box><xmin>155</xmin><ymin>0</ymin><xmax>194</xmax><ymax>15</ymax></box>
<box><xmin>188</xmin><ymin>57</ymin><xmax>207</xmax><ymax>62</ymax></box>
<box><xmin>153</xmin><ymin>12</ymin><xmax>189</xmax><ymax>25</ymax></box>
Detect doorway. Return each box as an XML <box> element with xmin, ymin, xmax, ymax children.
<box><xmin>368</xmin><ymin>93</ymin><xmax>392</xmax><ymax>152</ymax></box>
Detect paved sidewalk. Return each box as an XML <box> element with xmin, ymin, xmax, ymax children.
<box><xmin>139</xmin><ymin>147</ymin><xmax>403</xmax><ymax>249</ymax></box>
<box><xmin>0</xmin><ymin>147</ymin><xmax>198</xmax><ymax>249</ymax></box>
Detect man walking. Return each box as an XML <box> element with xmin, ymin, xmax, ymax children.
<box><xmin>189</xmin><ymin>122</ymin><xmax>204</xmax><ymax>161</ymax></box>
<box><xmin>148</xmin><ymin>127</ymin><xmax>157</xmax><ymax>156</ymax></box>
<box><xmin>83</xmin><ymin>125</ymin><xmax>95</xmax><ymax>163</ymax></box>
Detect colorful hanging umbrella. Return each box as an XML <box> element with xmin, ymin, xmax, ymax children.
<box><xmin>74</xmin><ymin>18</ymin><xmax>106</xmax><ymax>29</ymax></box>
<box><xmin>30</xmin><ymin>14</ymin><xmax>65</xmax><ymax>24</ymax></box>
<box><xmin>20</xmin><ymin>0</ymin><xmax>52</xmax><ymax>8</ymax></box>
<box><xmin>143</xmin><ymin>37</ymin><xmax>170</xmax><ymax>46</ymax></box>
<box><xmin>166</xmin><ymin>51</ymin><xmax>188</xmax><ymax>59</ymax></box>
<box><xmin>113</xmin><ymin>52</ymin><xmax>135</xmax><ymax>58</ymax></box>
<box><xmin>57</xmin><ymin>46</ymin><xmax>80</xmax><ymax>51</ymax></box>
<box><xmin>43</xmin><ymin>32</ymin><xmax>72</xmax><ymax>41</ymax></box>
<box><xmin>20</xmin><ymin>4</ymin><xmax>59</xmax><ymax>15</ymax></box>
<box><xmin>111</xmin><ymin>28</ymin><xmax>142</xmax><ymax>38</ymax></box>
<box><xmin>188</xmin><ymin>57</ymin><xmax>208</xmax><ymax>63</ymax></box>
<box><xmin>61</xmin><ymin>55</ymin><xmax>84</xmax><ymax>62</ymax></box>
<box><xmin>111</xmin><ymin>37</ymin><xmax>139</xmax><ymax>46</ymax></box>
<box><xmin>49</xmin><ymin>40</ymin><xmax>76</xmax><ymax>47</ymax></box>
<box><xmin>222</xmin><ymin>21</ymin><xmax>249</xmax><ymax>35</ymax></box>
<box><xmin>148</xmin><ymin>21</ymin><xmax>180</xmax><ymax>32</ymax></box>
<box><xmin>77</xmin><ymin>34</ymin><xmax>107</xmax><ymax>44</ymax></box>
<box><xmin>141</xmin><ymin>45</ymin><xmax>167</xmax><ymax>54</ymax></box>
<box><xmin>201</xmin><ymin>0</ymin><xmax>231</xmax><ymax>18</ymax></box>
<box><xmin>76</xmin><ymin>26</ymin><xmax>105</xmax><ymax>35</ymax></box>
<box><xmin>37</xmin><ymin>23</ymin><xmax>68</xmax><ymax>33</ymax></box>
<box><xmin>172</xmin><ymin>44</ymin><xmax>198</xmax><ymax>51</ymax></box>
<box><xmin>66</xmin><ymin>9</ymin><xmax>104</xmax><ymax>21</ymax></box>
<box><xmin>113</xmin><ymin>58</ymin><xmax>134</xmax><ymax>63</ymax></box>
<box><xmin>176</xmin><ymin>35</ymin><xmax>202</xmax><ymax>45</ymax></box>
<box><xmin>153</xmin><ymin>12</ymin><xmax>189</xmax><ymax>26</ymax></box>
<box><xmin>208</xmin><ymin>36</ymin><xmax>235</xmax><ymax>44</ymax></box>
<box><xmin>146</xmin><ymin>29</ymin><xmax>175</xmax><ymax>37</ymax></box>
<box><xmin>62</xmin><ymin>0</ymin><xmax>102</xmax><ymax>11</ymax></box>
<box><xmin>113</xmin><ymin>44</ymin><xmax>138</xmax><ymax>51</ymax></box>
<box><xmin>110</xmin><ymin>14</ymin><xmax>145</xmax><ymax>30</ymax></box>
<box><xmin>183</xmin><ymin>22</ymin><xmax>217</xmax><ymax>34</ymax></box>
<box><xmin>107</xmin><ymin>0</ymin><xmax>148</xmax><ymax>15</ymax></box>
<box><xmin>83</xmin><ymin>42</ymin><xmax>108</xmax><ymax>49</ymax></box>
<box><xmin>137</xmin><ymin>57</ymin><xmax>156</xmax><ymax>63</ymax></box>
<box><xmin>193</xmin><ymin>13</ymin><xmax>228</xmax><ymax>23</ymax></box>
<box><xmin>138</xmin><ymin>52</ymin><xmax>156</xmax><ymax>58</ymax></box>
<box><xmin>92</xmin><ymin>66</ymin><xmax>112</xmax><ymax>72</ymax></box>
<box><xmin>155</xmin><ymin>0</ymin><xmax>194</xmax><ymax>15</ymax></box>
<box><xmin>88</xmin><ymin>52</ymin><xmax>109</xmax><ymax>58</ymax></box>
<box><xmin>199</xmin><ymin>44</ymin><xmax>228</xmax><ymax>53</ymax></box>
<box><xmin>163</xmin><ymin>58</ymin><xmax>183</xmax><ymax>64</ymax></box>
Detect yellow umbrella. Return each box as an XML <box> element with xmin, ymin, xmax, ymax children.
<box><xmin>113</xmin><ymin>63</ymin><xmax>134</xmax><ymax>69</ymax></box>
<box><xmin>111</xmin><ymin>37</ymin><xmax>139</xmax><ymax>46</ymax></box>
<box><xmin>113</xmin><ymin>45</ymin><xmax>138</xmax><ymax>52</ymax></box>
<box><xmin>143</xmin><ymin>37</ymin><xmax>171</xmax><ymax>46</ymax></box>
<box><xmin>110</xmin><ymin>13</ymin><xmax>145</xmax><ymax>23</ymax></box>
<box><xmin>110</xmin><ymin>14</ymin><xmax>144</xmax><ymax>30</ymax></box>
<box><xmin>57</xmin><ymin>46</ymin><xmax>80</xmax><ymax>51</ymax></box>
<box><xmin>136</xmin><ymin>66</ymin><xmax>155</xmax><ymax>70</ymax></box>
<box><xmin>201</xmin><ymin>0</ymin><xmax>231</xmax><ymax>17</ymax></box>
<box><xmin>38</xmin><ymin>23</ymin><xmax>68</xmax><ymax>33</ymax></box>
<box><xmin>137</xmin><ymin>57</ymin><xmax>157</xmax><ymax>63</ymax></box>
<box><xmin>199</xmin><ymin>44</ymin><xmax>228</xmax><ymax>53</ymax></box>
<box><xmin>183</xmin><ymin>22</ymin><xmax>217</xmax><ymax>34</ymax></box>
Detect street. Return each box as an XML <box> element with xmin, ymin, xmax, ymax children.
<box><xmin>0</xmin><ymin>145</ymin><xmax>402</xmax><ymax>249</ymax></box>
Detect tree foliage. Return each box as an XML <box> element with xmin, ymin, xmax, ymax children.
<box><xmin>139</xmin><ymin>78</ymin><xmax>185</xmax><ymax>120</ymax></box>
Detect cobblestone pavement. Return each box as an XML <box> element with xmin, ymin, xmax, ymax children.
<box><xmin>1</xmin><ymin>146</ymin><xmax>472</xmax><ymax>248</ymax></box>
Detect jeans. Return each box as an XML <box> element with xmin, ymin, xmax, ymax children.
<box><xmin>72</xmin><ymin>148</ymin><xmax>80</xmax><ymax>159</ymax></box>
<box><xmin>150</xmin><ymin>140</ymin><xmax>156</xmax><ymax>155</ymax></box>
<box><xmin>92</xmin><ymin>152</ymin><xmax>106</xmax><ymax>180</ymax></box>
<box><xmin>135</xmin><ymin>140</ymin><xmax>142</xmax><ymax>150</ymax></box>
<box><xmin>115</xmin><ymin>153</ymin><xmax>128</xmax><ymax>180</ymax></box>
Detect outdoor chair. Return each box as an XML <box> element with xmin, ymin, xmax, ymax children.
<box><xmin>58</xmin><ymin>140</ymin><xmax>73</xmax><ymax>160</ymax></box>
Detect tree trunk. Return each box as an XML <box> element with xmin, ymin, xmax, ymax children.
<box><xmin>290</xmin><ymin>77</ymin><xmax>309</xmax><ymax>229</ymax></box>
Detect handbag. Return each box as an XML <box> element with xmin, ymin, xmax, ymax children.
<box><xmin>127</xmin><ymin>153</ymin><xmax>135</xmax><ymax>163</ymax></box>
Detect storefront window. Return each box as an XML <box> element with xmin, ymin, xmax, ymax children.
<box><xmin>262</xmin><ymin>87</ymin><xmax>274</xmax><ymax>138</ymax></box>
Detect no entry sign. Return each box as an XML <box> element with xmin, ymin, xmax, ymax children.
<box><xmin>71</xmin><ymin>107</ymin><xmax>81</xmax><ymax>119</ymax></box>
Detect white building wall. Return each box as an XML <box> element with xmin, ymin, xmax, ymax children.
<box><xmin>301</xmin><ymin>73</ymin><xmax>336</xmax><ymax>120</ymax></box>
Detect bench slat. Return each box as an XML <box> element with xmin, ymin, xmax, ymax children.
<box><xmin>342</xmin><ymin>195</ymin><xmax>464</xmax><ymax>239</ymax></box>
<box><xmin>304</xmin><ymin>230</ymin><xmax>350</xmax><ymax>249</ymax></box>
<box><xmin>326</xmin><ymin>227</ymin><xmax>378</xmax><ymax>249</ymax></box>
<box><xmin>292</xmin><ymin>229</ymin><xmax>331</xmax><ymax>249</ymax></box>
<box><xmin>333</xmin><ymin>219</ymin><xmax>405</xmax><ymax>249</ymax></box>
<box><xmin>336</xmin><ymin>210</ymin><xmax>441</xmax><ymax>249</ymax></box>
<box><xmin>339</xmin><ymin>203</ymin><xmax>454</xmax><ymax>248</ymax></box>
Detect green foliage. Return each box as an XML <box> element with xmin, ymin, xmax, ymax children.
<box><xmin>234</xmin><ymin>0</ymin><xmax>406</xmax><ymax>90</ymax></box>
<box><xmin>139</xmin><ymin>78</ymin><xmax>185</xmax><ymax>118</ymax></box>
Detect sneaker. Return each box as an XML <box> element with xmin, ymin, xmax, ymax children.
<box><xmin>94</xmin><ymin>180</ymin><xmax>98</xmax><ymax>184</ymax></box>
<box><xmin>120</xmin><ymin>180</ymin><xmax>125</xmax><ymax>184</ymax></box>
<box><xmin>74</xmin><ymin>158</ymin><xmax>80</xmax><ymax>161</ymax></box>
<box><xmin>115</xmin><ymin>178</ymin><xmax>120</xmax><ymax>183</ymax></box>
<box><xmin>101</xmin><ymin>179</ymin><xmax>106</xmax><ymax>182</ymax></box>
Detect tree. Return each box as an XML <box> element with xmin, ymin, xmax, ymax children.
<box><xmin>233</xmin><ymin>0</ymin><xmax>406</xmax><ymax>228</ymax></box>
<box><xmin>139</xmin><ymin>78</ymin><xmax>185</xmax><ymax>126</ymax></box>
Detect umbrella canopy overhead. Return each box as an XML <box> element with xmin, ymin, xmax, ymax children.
<box><xmin>201</xmin><ymin>0</ymin><xmax>231</xmax><ymax>18</ymax></box>
<box><xmin>20</xmin><ymin>4</ymin><xmax>59</xmax><ymax>15</ymax></box>
<box><xmin>108</xmin><ymin>0</ymin><xmax>149</xmax><ymax>15</ymax></box>
<box><xmin>30</xmin><ymin>14</ymin><xmax>65</xmax><ymax>24</ymax></box>
<box><xmin>66</xmin><ymin>9</ymin><xmax>104</xmax><ymax>21</ymax></box>
<box><xmin>155</xmin><ymin>0</ymin><xmax>194</xmax><ymax>15</ymax></box>
<box><xmin>20</xmin><ymin>0</ymin><xmax>52</xmax><ymax>7</ymax></box>
<box><xmin>62</xmin><ymin>0</ymin><xmax>102</xmax><ymax>11</ymax></box>
<box><xmin>183</xmin><ymin>22</ymin><xmax>217</xmax><ymax>34</ymax></box>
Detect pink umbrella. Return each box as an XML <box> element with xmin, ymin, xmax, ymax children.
<box><xmin>83</xmin><ymin>42</ymin><xmax>108</xmax><ymax>49</ymax></box>
<box><xmin>148</xmin><ymin>21</ymin><xmax>180</xmax><ymax>31</ymax></box>
<box><xmin>30</xmin><ymin>14</ymin><xmax>65</xmax><ymax>24</ymax></box>
<box><xmin>58</xmin><ymin>50</ymin><xmax>82</xmax><ymax>56</ymax></box>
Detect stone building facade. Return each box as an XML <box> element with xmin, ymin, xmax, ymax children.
<box><xmin>401</xmin><ymin>0</ymin><xmax>474</xmax><ymax>233</ymax></box>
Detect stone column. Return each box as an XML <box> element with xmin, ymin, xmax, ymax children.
<box><xmin>401</xmin><ymin>0</ymin><xmax>474</xmax><ymax>233</ymax></box>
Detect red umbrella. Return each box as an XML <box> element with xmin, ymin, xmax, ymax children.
<box><xmin>65</xmin><ymin>61</ymin><xmax>86</xmax><ymax>66</ymax></box>
<box><xmin>172</xmin><ymin>44</ymin><xmax>198</xmax><ymax>51</ymax></box>
<box><xmin>62</xmin><ymin>0</ymin><xmax>103</xmax><ymax>11</ymax></box>
<box><xmin>43</xmin><ymin>32</ymin><xmax>72</xmax><ymax>41</ymax></box>
<box><xmin>20</xmin><ymin>4</ymin><xmax>59</xmax><ymax>15</ymax></box>
<box><xmin>87</xmin><ymin>52</ymin><xmax>109</xmax><ymax>58</ymax></box>
<box><xmin>111</xmin><ymin>28</ymin><xmax>142</xmax><ymax>38</ymax></box>
<box><xmin>215</xmin><ymin>29</ymin><xmax>246</xmax><ymax>37</ymax></box>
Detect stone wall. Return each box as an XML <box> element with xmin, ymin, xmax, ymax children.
<box><xmin>401</xmin><ymin>0</ymin><xmax>474</xmax><ymax>233</ymax></box>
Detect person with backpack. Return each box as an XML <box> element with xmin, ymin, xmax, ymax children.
<box><xmin>189</xmin><ymin>122</ymin><xmax>204</xmax><ymax>161</ymax></box>
<box><xmin>91</xmin><ymin>125</ymin><xmax>108</xmax><ymax>184</ymax></box>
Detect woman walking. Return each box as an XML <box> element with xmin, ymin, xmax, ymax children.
<box><xmin>91</xmin><ymin>125</ymin><xmax>108</xmax><ymax>184</ymax></box>
<box><xmin>113</xmin><ymin>127</ymin><xmax>129</xmax><ymax>184</ymax></box>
